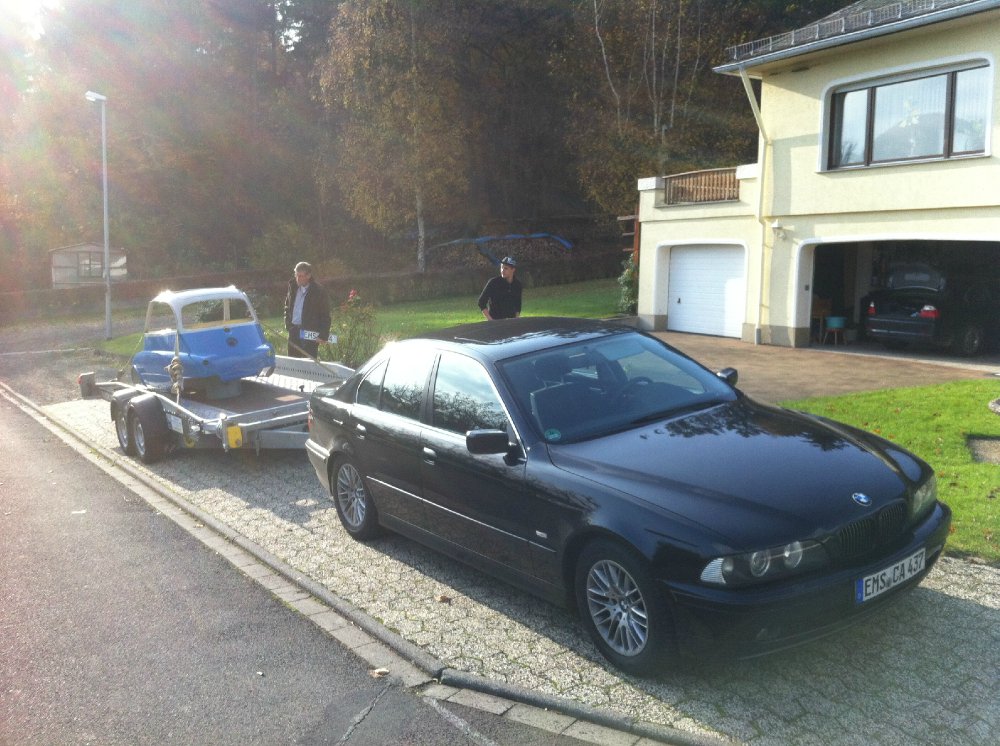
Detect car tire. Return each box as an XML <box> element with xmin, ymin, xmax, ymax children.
<box><xmin>129</xmin><ymin>394</ymin><xmax>168</xmax><ymax>464</ymax></box>
<box><xmin>952</xmin><ymin>325</ymin><xmax>983</xmax><ymax>357</ymax></box>
<box><xmin>575</xmin><ymin>540</ymin><xmax>675</xmax><ymax>675</ymax></box>
<box><xmin>331</xmin><ymin>456</ymin><xmax>382</xmax><ymax>540</ymax></box>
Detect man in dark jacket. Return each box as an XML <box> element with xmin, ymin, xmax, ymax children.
<box><xmin>284</xmin><ymin>261</ymin><xmax>331</xmax><ymax>358</ymax></box>
<box><xmin>478</xmin><ymin>256</ymin><xmax>522</xmax><ymax>320</ymax></box>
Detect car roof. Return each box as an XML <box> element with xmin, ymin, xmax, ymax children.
<box><xmin>414</xmin><ymin>317</ymin><xmax>638</xmax><ymax>362</ymax></box>
<box><xmin>149</xmin><ymin>285</ymin><xmax>249</xmax><ymax>308</ymax></box>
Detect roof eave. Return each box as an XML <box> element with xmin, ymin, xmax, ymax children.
<box><xmin>714</xmin><ymin>0</ymin><xmax>1000</xmax><ymax>76</ymax></box>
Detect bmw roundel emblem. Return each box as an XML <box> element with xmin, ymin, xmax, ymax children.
<box><xmin>852</xmin><ymin>492</ymin><xmax>872</xmax><ymax>507</ymax></box>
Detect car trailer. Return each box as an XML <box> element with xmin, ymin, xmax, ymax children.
<box><xmin>77</xmin><ymin>285</ymin><xmax>352</xmax><ymax>464</ymax></box>
<box><xmin>79</xmin><ymin>355</ymin><xmax>352</xmax><ymax>463</ymax></box>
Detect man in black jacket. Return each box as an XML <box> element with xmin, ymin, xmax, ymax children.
<box><xmin>284</xmin><ymin>261</ymin><xmax>331</xmax><ymax>358</ymax></box>
<box><xmin>478</xmin><ymin>256</ymin><xmax>522</xmax><ymax>320</ymax></box>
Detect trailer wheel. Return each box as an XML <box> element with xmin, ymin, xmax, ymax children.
<box><xmin>129</xmin><ymin>394</ymin><xmax>168</xmax><ymax>464</ymax></box>
<box><xmin>331</xmin><ymin>456</ymin><xmax>382</xmax><ymax>540</ymax></box>
<box><xmin>113</xmin><ymin>403</ymin><xmax>135</xmax><ymax>455</ymax></box>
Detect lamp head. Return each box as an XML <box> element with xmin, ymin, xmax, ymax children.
<box><xmin>85</xmin><ymin>91</ymin><xmax>107</xmax><ymax>103</ymax></box>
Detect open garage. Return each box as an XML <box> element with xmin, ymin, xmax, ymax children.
<box><xmin>809</xmin><ymin>240</ymin><xmax>1000</xmax><ymax>354</ymax></box>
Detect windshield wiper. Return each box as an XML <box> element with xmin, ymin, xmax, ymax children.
<box><xmin>628</xmin><ymin>398</ymin><xmax>724</xmax><ymax>426</ymax></box>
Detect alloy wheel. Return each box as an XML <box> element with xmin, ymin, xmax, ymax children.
<box><xmin>585</xmin><ymin>559</ymin><xmax>649</xmax><ymax>657</ymax></box>
<box><xmin>335</xmin><ymin>462</ymin><xmax>367</xmax><ymax>529</ymax></box>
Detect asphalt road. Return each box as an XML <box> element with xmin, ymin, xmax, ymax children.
<box><xmin>0</xmin><ymin>396</ymin><xmax>602</xmax><ymax>746</ymax></box>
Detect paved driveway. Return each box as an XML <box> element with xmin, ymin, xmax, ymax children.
<box><xmin>2</xmin><ymin>328</ymin><xmax>998</xmax><ymax>745</ymax></box>
<box><xmin>650</xmin><ymin>332</ymin><xmax>999</xmax><ymax>403</ymax></box>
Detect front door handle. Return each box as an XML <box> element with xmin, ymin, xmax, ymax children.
<box><xmin>422</xmin><ymin>446</ymin><xmax>436</xmax><ymax>464</ymax></box>
<box><xmin>355</xmin><ymin>424</ymin><xmax>367</xmax><ymax>439</ymax></box>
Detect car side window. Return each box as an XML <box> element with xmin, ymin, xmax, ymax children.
<box><xmin>432</xmin><ymin>352</ymin><xmax>507</xmax><ymax>434</ymax></box>
<box><xmin>356</xmin><ymin>360</ymin><xmax>386</xmax><ymax>407</ymax></box>
<box><xmin>380</xmin><ymin>347</ymin><xmax>435</xmax><ymax>420</ymax></box>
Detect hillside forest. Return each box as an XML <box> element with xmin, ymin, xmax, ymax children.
<box><xmin>0</xmin><ymin>0</ymin><xmax>846</xmax><ymax>292</ymax></box>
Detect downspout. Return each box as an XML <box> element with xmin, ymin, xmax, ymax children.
<box><xmin>738</xmin><ymin>66</ymin><xmax>770</xmax><ymax>345</ymax></box>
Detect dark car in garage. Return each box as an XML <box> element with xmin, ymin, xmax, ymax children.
<box><xmin>305</xmin><ymin>318</ymin><xmax>950</xmax><ymax>673</ymax></box>
<box><xmin>865</xmin><ymin>262</ymin><xmax>999</xmax><ymax>356</ymax></box>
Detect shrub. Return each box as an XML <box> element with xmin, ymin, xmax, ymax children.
<box><xmin>325</xmin><ymin>289</ymin><xmax>382</xmax><ymax>368</ymax></box>
<box><xmin>616</xmin><ymin>255</ymin><xmax>638</xmax><ymax>315</ymax></box>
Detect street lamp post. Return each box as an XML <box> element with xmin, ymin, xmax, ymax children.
<box><xmin>85</xmin><ymin>90</ymin><xmax>111</xmax><ymax>340</ymax></box>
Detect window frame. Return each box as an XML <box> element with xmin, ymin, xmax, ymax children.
<box><xmin>826</xmin><ymin>61</ymin><xmax>991</xmax><ymax>170</ymax></box>
<box><xmin>429</xmin><ymin>350</ymin><xmax>510</xmax><ymax>436</ymax></box>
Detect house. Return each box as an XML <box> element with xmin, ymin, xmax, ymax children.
<box><xmin>635</xmin><ymin>0</ymin><xmax>1000</xmax><ymax>348</ymax></box>
<box><xmin>50</xmin><ymin>243</ymin><xmax>127</xmax><ymax>289</ymax></box>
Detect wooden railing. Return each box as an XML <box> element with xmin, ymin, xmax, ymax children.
<box><xmin>662</xmin><ymin>168</ymin><xmax>739</xmax><ymax>205</ymax></box>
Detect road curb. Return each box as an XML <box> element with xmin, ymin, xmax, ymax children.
<box><xmin>439</xmin><ymin>667</ymin><xmax>730</xmax><ymax>746</ymax></box>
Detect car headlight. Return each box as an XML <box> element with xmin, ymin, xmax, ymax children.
<box><xmin>910</xmin><ymin>474</ymin><xmax>937</xmax><ymax>522</ymax></box>
<box><xmin>700</xmin><ymin>540</ymin><xmax>827</xmax><ymax>586</ymax></box>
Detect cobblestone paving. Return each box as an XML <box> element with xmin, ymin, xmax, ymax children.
<box><xmin>30</xmin><ymin>395</ymin><xmax>1000</xmax><ymax>746</ymax></box>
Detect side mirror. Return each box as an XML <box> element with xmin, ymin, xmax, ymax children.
<box><xmin>466</xmin><ymin>429</ymin><xmax>513</xmax><ymax>455</ymax></box>
<box><xmin>716</xmin><ymin>367</ymin><xmax>738</xmax><ymax>387</ymax></box>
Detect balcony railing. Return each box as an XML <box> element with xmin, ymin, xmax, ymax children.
<box><xmin>662</xmin><ymin>168</ymin><xmax>739</xmax><ymax>205</ymax></box>
<box><xmin>724</xmin><ymin>0</ymin><xmax>970</xmax><ymax>63</ymax></box>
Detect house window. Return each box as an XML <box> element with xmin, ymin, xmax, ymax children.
<box><xmin>78</xmin><ymin>251</ymin><xmax>104</xmax><ymax>278</ymax></box>
<box><xmin>829</xmin><ymin>63</ymin><xmax>990</xmax><ymax>169</ymax></box>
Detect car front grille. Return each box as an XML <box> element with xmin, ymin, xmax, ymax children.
<box><xmin>833</xmin><ymin>501</ymin><xmax>907</xmax><ymax>560</ymax></box>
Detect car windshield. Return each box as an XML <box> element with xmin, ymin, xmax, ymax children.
<box><xmin>499</xmin><ymin>332</ymin><xmax>737</xmax><ymax>443</ymax></box>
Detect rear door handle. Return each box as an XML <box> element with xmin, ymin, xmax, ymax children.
<box><xmin>422</xmin><ymin>446</ymin><xmax>436</xmax><ymax>464</ymax></box>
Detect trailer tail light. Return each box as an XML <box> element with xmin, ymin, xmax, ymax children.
<box><xmin>918</xmin><ymin>305</ymin><xmax>940</xmax><ymax>319</ymax></box>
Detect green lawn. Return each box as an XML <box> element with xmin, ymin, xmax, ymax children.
<box><xmin>783</xmin><ymin>381</ymin><xmax>1000</xmax><ymax>564</ymax></box>
<box><xmin>307</xmin><ymin>277</ymin><xmax>621</xmax><ymax>341</ymax></box>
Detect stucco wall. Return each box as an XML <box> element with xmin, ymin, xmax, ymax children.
<box><xmin>637</xmin><ymin>8</ymin><xmax>1000</xmax><ymax>348</ymax></box>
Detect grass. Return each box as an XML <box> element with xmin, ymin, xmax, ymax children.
<box><xmin>783</xmin><ymin>380</ymin><xmax>1000</xmax><ymax>564</ymax></box>
<box><xmin>372</xmin><ymin>278</ymin><xmax>621</xmax><ymax>340</ymax></box>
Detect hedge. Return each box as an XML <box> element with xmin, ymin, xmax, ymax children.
<box><xmin>0</xmin><ymin>248</ymin><xmax>625</xmax><ymax>325</ymax></box>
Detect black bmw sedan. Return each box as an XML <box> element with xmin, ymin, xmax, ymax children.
<box><xmin>305</xmin><ymin>317</ymin><xmax>950</xmax><ymax>674</ymax></box>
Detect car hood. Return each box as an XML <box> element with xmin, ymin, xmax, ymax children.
<box><xmin>546</xmin><ymin>398</ymin><xmax>925</xmax><ymax>549</ymax></box>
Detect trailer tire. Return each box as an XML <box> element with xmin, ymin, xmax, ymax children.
<box><xmin>110</xmin><ymin>391</ymin><xmax>138</xmax><ymax>456</ymax></box>
<box><xmin>129</xmin><ymin>394</ymin><xmax>169</xmax><ymax>464</ymax></box>
<box><xmin>113</xmin><ymin>403</ymin><xmax>135</xmax><ymax>455</ymax></box>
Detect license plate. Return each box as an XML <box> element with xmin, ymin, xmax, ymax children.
<box><xmin>855</xmin><ymin>548</ymin><xmax>925</xmax><ymax>604</ymax></box>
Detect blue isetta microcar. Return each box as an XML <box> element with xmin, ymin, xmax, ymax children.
<box><xmin>131</xmin><ymin>286</ymin><xmax>275</xmax><ymax>393</ymax></box>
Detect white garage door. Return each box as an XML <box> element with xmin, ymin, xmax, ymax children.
<box><xmin>667</xmin><ymin>245</ymin><xmax>745</xmax><ymax>337</ymax></box>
